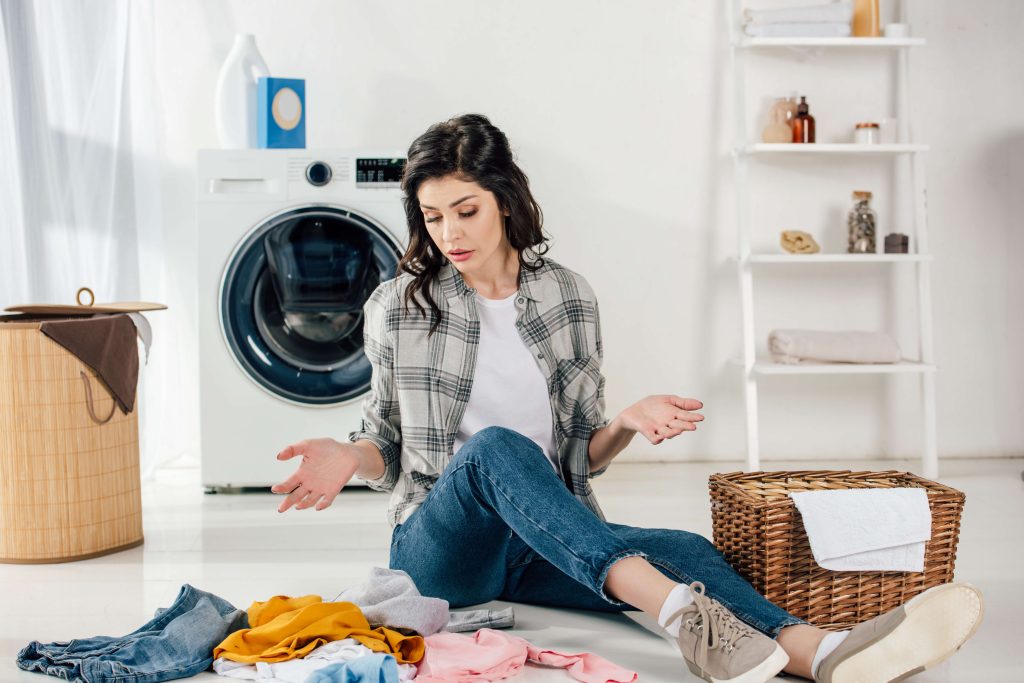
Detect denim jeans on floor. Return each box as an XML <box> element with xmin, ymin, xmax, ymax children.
<box><xmin>17</xmin><ymin>584</ymin><xmax>248</xmax><ymax>683</ymax></box>
<box><xmin>388</xmin><ymin>426</ymin><xmax>806</xmax><ymax>638</ymax></box>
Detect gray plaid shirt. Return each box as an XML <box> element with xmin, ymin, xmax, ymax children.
<box><xmin>348</xmin><ymin>258</ymin><xmax>612</xmax><ymax>527</ymax></box>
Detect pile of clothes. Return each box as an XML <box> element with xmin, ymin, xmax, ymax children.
<box><xmin>16</xmin><ymin>568</ymin><xmax>638</xmax><ymax>683</ymax></box>
<box><xmin>742</xmin><ymin>0</ymin><xmax>855</xmax><ymax>38</ymax></box>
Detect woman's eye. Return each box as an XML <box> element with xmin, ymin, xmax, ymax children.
<box><xmin>424</xmin><ymin>210</ymin><xmax>476</xmax><ymax>223</ymax></box>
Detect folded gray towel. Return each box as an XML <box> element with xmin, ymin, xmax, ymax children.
<box><xmin>333</xmin><ymin>567</ymin><xmax>515</xmax><ymax>635</ymax></box>
<box><xmin>768</xmin><ymin>329</ymin><xmax>902</xmax><ymax>364</ymax></box>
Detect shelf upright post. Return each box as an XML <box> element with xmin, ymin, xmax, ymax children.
<box><xmin>730</xmin><ymin>0</ymin><xmax>761</xmax><ymax>471</ymax></box>
<box><xmin>900</xmin><ymin>22</ymin><xmax>939</xmax><ymax>478</ymax></box>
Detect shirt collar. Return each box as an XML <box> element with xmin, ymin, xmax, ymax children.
<box><xmin>439</xmin><ymin>258</ymin><xmax>548</xmax><ymax>304</ymax></box>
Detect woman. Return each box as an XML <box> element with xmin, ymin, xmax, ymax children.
<box><xmin>272</xmin><ymin>114</ymin><xmax>982</xmax><ymax>683</ymax></box>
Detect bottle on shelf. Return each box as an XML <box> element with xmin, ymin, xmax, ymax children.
<box><xmin>852</xmin><ymin>0</ymin><xmax>881</xmax><ymax>37</ymax></box>
<box><xmin>762</xmin><ymin>98</ymin><xmax>793</xmax><ymax>143</ymax></box>
<box><xmin>792</xmin><ymin>96</ymin><xmax>816</xmax><ymax>143</ymax></box>
<box><xmin>848</xmin><ymin>191</ymin><xmax>877</xmax><ymax>253</ymax></box>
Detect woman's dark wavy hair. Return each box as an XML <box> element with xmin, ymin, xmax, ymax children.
<box><xmin>398</xmin><ymin>113</ymin><xmax>549</xmax><ymax>335</ymax></box>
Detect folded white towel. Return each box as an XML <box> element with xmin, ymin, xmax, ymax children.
<box><xmin>768</xmin><ymin>329</ymin><xmax>902</xmax><ymax>364</ymax></box>
<box><xmin>743</xmin><ymin>1</ymin><xmax>853</xmax><ymax>26</ymax></box>
<box><xmin>743</xmin><ymin>22</ymin><xmax>852</xmax><ymax>38</ymax></box>
<box><xmin>790</xmin><ymin>488</ymin><xmax>932</xmax><ymax>572</ymax></box>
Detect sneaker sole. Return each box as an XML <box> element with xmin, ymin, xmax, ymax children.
<box><xmin>829</xmin><ymin>582</ymin><xmax>984</xmax><ymax>683</ymax></box>
<box><xmin>685</xmin><ymin>642</ymin><xmax>789</xmax><ymax>683</ymax></box>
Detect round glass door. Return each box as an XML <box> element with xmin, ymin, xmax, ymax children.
<box><xmin>221</xmin><ymin>205</ymin><xmax>402</xmax><ymax>405</ymax></box>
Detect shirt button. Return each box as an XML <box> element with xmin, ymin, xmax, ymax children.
<box><xmin>516</xmin><ymin>296</ymin><xmax>525</xmax><ymax>305</ymax></box>
<box><xmin>537</xmin><ymin>353</ymin><xmax>544</xmax><ymax>359</ymax></box>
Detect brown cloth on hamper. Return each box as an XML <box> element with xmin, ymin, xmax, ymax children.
<box><xmin>39</xmin><ymin>314</ymin><xmax>140</xmax><ymax>414</ymax></box>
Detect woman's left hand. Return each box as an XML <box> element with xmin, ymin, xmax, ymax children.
<box><xmin>618</xmin><ymin>395</ymin><xmax>704</xmax><ymax>445</ymax></box>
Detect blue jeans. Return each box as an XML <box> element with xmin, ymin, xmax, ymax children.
<box><xmin>17</xmin><ymin>584</ymin><xmax>248</xmax><ymax>682</ymax></box>
<box><xmin>389</xmin><ymin>426</ymin><xmax>806</xmax><ymax>638</ymax></box>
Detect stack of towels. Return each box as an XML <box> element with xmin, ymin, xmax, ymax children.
<box><xmin>743</xmin><ymin>0</ymin><xmax>854</xmax><ymax>38</ymax></box>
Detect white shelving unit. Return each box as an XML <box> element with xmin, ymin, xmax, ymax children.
<box><xmin>728</xmin><ymin>2</ymin><xmax>938</xmax><ymax>478</ymax></box>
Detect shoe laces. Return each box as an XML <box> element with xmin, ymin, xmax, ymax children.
<box><xmin>671</xmin><ymin>581</ymin><xmax>755</xmax><ymax>670</ymax></box>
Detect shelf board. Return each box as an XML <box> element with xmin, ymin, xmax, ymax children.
<box><xmin>746</xmin><ymin>254</ymin><xmax>933</xmax><ymax>264</ymax></box>
<box><xmin>742</xmin><ymin>143</ymin><xmax>929</xmax><ymax>155</ymax></box>
<box><xmin>737</xmin><ymin>37</ymin><xmax>926</xmax><ymax>49</ymax></box>
<box><xmin>741</xmin><ymin>360</ymin><xmax>936</xmax><ymax>375</ymax></box>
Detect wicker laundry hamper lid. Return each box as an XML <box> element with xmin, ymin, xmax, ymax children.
<box><xmin>5</xmin><ymin>286</ymin><xmax>167</xmax><ymax>315</ymax></box>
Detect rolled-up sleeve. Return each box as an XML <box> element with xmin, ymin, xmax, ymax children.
<box><xmin>348</xmin><ymin>281</ymin><xmax>402</xmax><ymax>492</ymax></box>
<box><xmin>586</xmin><ymin>298</ymin><xmax>612</xmax><ymax>479</ymax></box>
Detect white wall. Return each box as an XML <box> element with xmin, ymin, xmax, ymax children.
<box><xmin>152</xmin><ymin>0</ymin><xmax>1023</xmax><ymax>465</ymax></box>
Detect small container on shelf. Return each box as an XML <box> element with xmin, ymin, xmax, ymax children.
<box><xmin>852</xmin><ymin>0</ymin><xmax>881</xmax><ymax>37</ymax></box>
<box><xmin>848</xmin><ymin>190</ymin><xmax>877</xmax><ymax>253</ymax></box>
<box><xmin>762</xmin><ymin>97</ymin><xmax>794</xmax><ymax>143</ymax></box>
<box><xmin>854</xmin><ymin>122</ymin><xmax>881</xmax><ymax>145</ymax></box>
<box><xmin>885</xmin><ymin>233</ymin><xmax>910</xmax><ymax>253</ymax></box>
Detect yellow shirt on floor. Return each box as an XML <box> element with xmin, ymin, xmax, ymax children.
<box><xmin>213</xmin><ymin>595</ymin><xmax>424</xmax><ymax>664</ymax></box>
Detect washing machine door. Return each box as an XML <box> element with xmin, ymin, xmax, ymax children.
<box><xmin>221</xmin><ymin>205</ymin><xmax>402</xmax><ymax>405</ymax></box>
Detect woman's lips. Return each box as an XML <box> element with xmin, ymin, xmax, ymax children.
<box><xmin>448</xmin><ymin>250</ymin><xmax>474</xmax><ymax>262</ymax></box>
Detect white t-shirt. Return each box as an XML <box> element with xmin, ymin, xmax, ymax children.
<box><xmin>452</xmin><ymin>291</ymin><xmax>559</xmax><ymax>474</ymax></box>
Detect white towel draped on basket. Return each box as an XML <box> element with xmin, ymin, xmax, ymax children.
<box><xmin>790</xmin><ymin>488</ymin><xmax>932</xmax><ymax>572</ymax></box>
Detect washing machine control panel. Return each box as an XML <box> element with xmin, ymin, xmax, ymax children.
<box><xmin>355</xmin><ymin>158</ymin><xmax>404</xmax><ymax>189</ymax></box>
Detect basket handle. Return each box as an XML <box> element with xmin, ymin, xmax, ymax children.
<box><xmin>76</xmin><ymin>287</ymin><xmax>95</xmax><ymax>307</ymax></box>
<box><xmin>80</xmin><ymin>371</ymin><xmax>116</xmax><ymax>425</ymax></box>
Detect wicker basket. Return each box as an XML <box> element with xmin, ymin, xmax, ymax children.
<box><xmin>709</xmin><ymin>470</ymin><xmax>964</xmax><ymax>630</ymax></box>
<box><xmin>0</xmin><ymin>318</ymin><xmax>143</xmax><ymax>563</ymax></box>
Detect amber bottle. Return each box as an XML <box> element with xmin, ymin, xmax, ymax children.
<box><xmin>792</xmin><ymin>96</ymin><xmax>816</xmax><ymax>143</ymax></box>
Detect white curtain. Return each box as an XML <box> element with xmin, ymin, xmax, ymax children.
<box><xmin>0</xmin><ymin>0</ymin><xmax>196</xmax><ymax>478</ymax></box>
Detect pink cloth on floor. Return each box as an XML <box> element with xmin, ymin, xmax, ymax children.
<box><xmin>415</xmin><ymin>628</ymin><xmax>637</xmax><ymax>683</ymax></box>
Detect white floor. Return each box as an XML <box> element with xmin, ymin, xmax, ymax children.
<box><xmin>3</xmin><ymin>457</ymin><xmax>1022</xmax><ymax>682</ymax></box>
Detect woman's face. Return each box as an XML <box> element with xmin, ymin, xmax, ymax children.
<box><xmin>417</xmin><ymin>174</ymin><xmax>512</xmax><ymax>277</ymax></box>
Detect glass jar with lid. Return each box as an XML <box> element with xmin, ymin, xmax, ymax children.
<box><xmin>847</xmin><ymin>191</ymin><xmax>877</xmax><ymax>253</ymax></box>
<box><xmin>854</xmin><ymin>122</ymin><xmax>881</xmax><ymax>145</ymax></box>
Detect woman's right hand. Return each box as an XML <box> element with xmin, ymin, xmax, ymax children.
<box><xmin>270</xmin><ymin>438</ymin><xmax>360</xmax><ymax>513</ymax></box>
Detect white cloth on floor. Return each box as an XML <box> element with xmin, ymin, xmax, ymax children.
<box><xmin>768</xmin><ymin>329</ymin><xmax>902</xmax><ymax>364</ymax></box>
<box><xmin>790</xmin><ymin>488</ymin><xmax>932</xmax><ymax>571</ymax></box>
<box><xmin>744</xmin><ymin>22</ymin><xmax>852</xmax><ymax>38</ymax></box>
<box><xmin>211</xmin><ymin>639</ymin><xmax>416</xmax><ymax>682</ymax></box>
<box><xmin>743</xmin><ymin>1</ymin><xmax>853</xmax><ymax>25</ymax></box>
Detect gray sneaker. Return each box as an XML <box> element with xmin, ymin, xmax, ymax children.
<box><xmin>816</xmin><ymin>581</ymin><xmax>984</xmax><ymax>683</ymax></box>
<box><xmin>668</xmin><ymin>581</ymin><xmax>789</xmax><ymax>683</ymax></box>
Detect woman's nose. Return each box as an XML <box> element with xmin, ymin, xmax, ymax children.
<box><xmin>441</xmin><ymin>218</ymin><xmax>462</xmax><ymax>242</ymax></box>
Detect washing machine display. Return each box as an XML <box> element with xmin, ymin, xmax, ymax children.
<box><xmin>221</xmin><ymin>205</ymin><xmax>401</xmax><ymax>405</ymax></box>
<box><xmin>356</xmin><ymin>158</ymin><xmax>404</xmax><ymax>188</ymax></box>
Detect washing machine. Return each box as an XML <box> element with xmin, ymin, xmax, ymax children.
<box><xmin>196</xmin><ymin>149</ymin><xmax>406</xmax><ymax>490</ymax></box>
